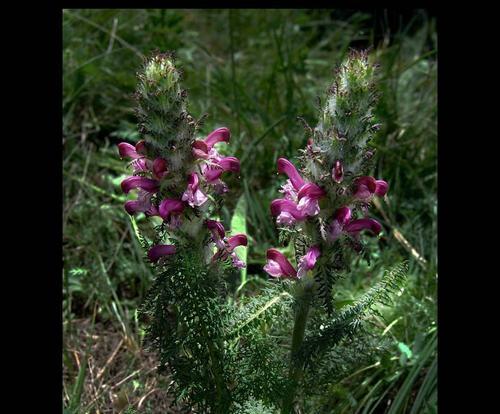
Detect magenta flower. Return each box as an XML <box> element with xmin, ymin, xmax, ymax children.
<box><xmin>206</xmin><ymin>219</ymin><xmax>227</xmax><ymax>249</ymax></box>
<box><xmin>227</xmin><ymin>234</ymin><xmax>248</xmax><ymax>251</ymax></box>
<box><xmin>297</xmin><ymin>245</ymin><xmax>321</xmax><ymax>278</ymax></box>
<box><xmin>147</xmin><ymin>244</ymin><xmax>176</xmax><ymax>263</ymax></box>
<box><xmin>264</xmin><ymin>248</ymin><xmax>297</xmax><ymax>279</ymax></box>
<box><xmin>277</xmin><ymin>158</ymin><xmax>306</xmax><ymax>191</ymax></box>
<box><xmin>121</xmin><ymin>176</ymin><xmax>160</xmax><ymax>194</ymax></box>
<box><xmin>328</xmin><ymin>206</ymin><xmax>382</xmax><ymax>241</ymax></box>
<box><xmin>202</xmin><ymin>156</ymin><xmax>241</xmax><ymax>183</ymax></box>
<box><xmin>118</xmin><ymin>142</ymin><xmax>142</xmax><ymax>159</ymax></box>
<box><xmin>332</xmin><ymin>160</ymin><xmax>344</xmax><ymax>183</ymax></box>
<box><xmin>182</xmin><ymin>172</ymin><xmax>208</xmax><ymax>207</ymax></box>
<box><xmin>328</xmin><ymin>206</ymin><xmax>352</xmax><ymax>241</ymax></box>
<box><xmin>274</xmin><ymin>158</ymin><xmax>325</xmax><ymax>224</ymax></box>
<box><xmin>270</xmin><ymin>199</ymin><xmax>307</xmax><ymax>226</ymax></box>
<box><xmin>192</xmin><ymin>127</ymin><xmax>231</xmax><ymax>159</ymax></box>
<box><xmin>264</xmin><ymin>246</ymin><xmax>320</xmax><ymax>279</ymax></box>
<box><xmin>353</xmin><ymin>176</ymin><xmax>388</xmax><ymax>200</ymax></box>
<box><xmin>153</xmin><ymin>158</ymin><xmax>168</xmax><ymax>180</ymax></box>
<box><xmin>159</xmin><ymin>198</ymin><xmax>185</xmax><ymax>229</ymax></box>
<box><xmin>124</xmin><ymin>190</ymin><xmax>155</xmax><ymax>215</ymax></box>
<box><xmin>344</xmin><ymin>218</ymin><xmax>382</xmax><ymax>236</ymax></box>
<box><xmin>206</xmin><ymin>220</ymin><xmax>247</xmax><ymax>268</ymax></box>
<box><xmin>296</xmin><ymin>183</ymin><xmax>326</xmax><ymax>216</ymax></box>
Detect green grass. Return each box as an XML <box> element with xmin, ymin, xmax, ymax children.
<box><xmin>63</xmin><ymin>9</ymin><xmax>436</xmax><ymax>413</ymax></box>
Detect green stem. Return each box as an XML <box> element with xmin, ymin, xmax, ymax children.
<box><xmin>282</xmin><ymin>281</ymin><xmax>313</xmax><ymax>414</ymax></box>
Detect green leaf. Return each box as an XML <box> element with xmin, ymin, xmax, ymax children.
<box><xmin>231</xmin><ymin>194</ymin><xmax>248</xmax><ymax>284</ymax></box>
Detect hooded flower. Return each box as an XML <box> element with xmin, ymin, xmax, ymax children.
<box><xmin>353</xmin><ymin>176</ymin><xmax>388</xmax><ymax>200</ymax></box>
<box><xmin>270</xmin><ymin>199</ymin><xmax>307</xmax><ymax>226</ymax></box>
<box><xmin>158</xmin><ymin>198</ymin><xmax>185</xmax><ymax>229</ymax></box>
<box><xmin>297</xmin><ymin>245</ymin><xmax>321</xmax><ymax>278</ymax></box>
<box><xmin>263</xmin><ymin>248</ymin><xmax>297</xmax><ymax>279</ymax></box>
<box><xmin>201</xmin><ymin>156</ymin><xmax>241</xmax><ymax>190</ymax></box>
<box><xmin>192</xmin><ymin>127</ymin><xmax>231</xmax><ymax>160</ymax></box>
<box><xmin>118</xmin><ymin>141</ymin><xmax>146</xmax><ymax>160</ymax></box>
<box><xmin>264</xmin><ymin>246</ymin><xmax>320</xmax><ymax>279</ymax></box>
<box><xmin>327</xmin><ymin>206</ymin><xmax>382</xmax><ymax>242</ymax></box>
<box><xmin>206</xmin><ymin>220</ymin><xmax>248</xmax><ymax>268</ymax></box>
<box><xmin>147</xmin><ymin>244</ymin><xmax>176</xmax><ymax>263</ymax></box>
<box><xmin>121</xmin><ymin>176</ymin><xmax>161</xmax><ymax>216</ymax></box>
<box><xmin>182</xmin><ymin>172</ymin><xmax>208</xmax><ymax>207</ymax></box>
<box><xmin>272</xmin><ymin>158</ymin><xmax>326</xmax><ymax>225</ymax></box>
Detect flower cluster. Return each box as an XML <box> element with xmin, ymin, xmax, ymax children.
<box><xmin>264</xmin><ymin>51</ymin><xmax>388</xmax><ymax>281</ymax></box>
<box><xmin>119</xmin><ymin>126</ymin><xmax>245</xmax><ymax>267</ymax></box>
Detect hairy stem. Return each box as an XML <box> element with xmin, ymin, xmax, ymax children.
<box><xmin>282</xmin><ymin>280</ymin><xmax>313</xmax><ymax>414</ymax></box>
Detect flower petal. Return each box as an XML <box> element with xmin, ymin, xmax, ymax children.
<box><xmin>333</xmin><ymin>206</ymin><xmax>352</xmax><ymax>226</ymax></box>
<box><xmin>277</xmin><ymin>158</ymin><xmax>305</xmax><ymax>191</ymax></box>
<box><xmin>192</xmin><ymin>140</ymin><xmax>209</xmax><ymax>159</ymax></box>
<box><xmin>118</xmin><ymin>142</ymin><xmax>140</xmax><ymax>159</ymax></box>
<box><xmin>297</xmin><ymin>182</ymin><xmax>325</xmax><ymax>201</ymax></box>
<box><xmin>147</xmin><ymin>244</ymin><xmax>176</xmax><ymax>263</ymax></box>
<box><xmin>218</xmin><ymin>156</ymin><xmax>240</xmax><ymax>172</ymax></box>
<box><xmin>206</xmin><ymin>219</ymin><xmax>226</xmax><ymax>239</ymax></box>
<box><xmin>374</xmin><ymin>180</ymin><xmax>388</xmax><ymax>197</ymax></box>
<box><xmin>203</xmin><ymin>166</ymin><xmax>224</xmax><ymax>183</ymax></box>
<box><xmin>265</xmin><ymin>248</ymin><xmax>297</xmax><ymax>278</ymax></box>
<box><xmin>121</xmin><ymin>176</ymin><xmax>159</xmax><ymax>194</ymax></box>
<box><xmin>153</xmin><ymin>158</ymin><xmax>168</xmax><ymax>179</ymax></box>
<box><xmin>204</xmin><ymin>127</ymin><xmax>231</xmax><ymax>148</ymax></box>
<box><xmin>345</xmin><ymin>218</ymin><xmax>382</xmax><ymax>235</ymax></box>
<box><xmin>227</xmin><ymin>234</ymin><xmax>248</xmax><ymax>251</ymax></box>
<box><xmin>297</xmin><ymin>245</ymin><xmax>321</xmax><ymax>278</ymax></box>
<box><xmin>158</xmin><ymin>198</ymin><xmax>185</xmax><ymax>220</ymax></box>
<box><xmin>270</xmin><ymin>199</ymin><xmax>304</xmax><ymax>219</ymax></box>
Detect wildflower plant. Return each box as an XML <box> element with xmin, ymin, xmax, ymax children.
<box><xmin>118</xmin><ymin>51</ymin><xmax>407</xmax><ymax>413</ymax></box>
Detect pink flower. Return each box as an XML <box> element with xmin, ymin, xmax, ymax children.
<box><xmin>192</xmin><ymin>127</ymin><xmax>231</xmax><ymax>159</ymax></box>
<box><xmin>332</xmin><ymin>160</ymin><xmax>344</xmax><ymax>183</ymax></box>
<box><xmin>297</xmin><ymin>246</ymin><xmax>321</xmax><ymax>278</ymax></box>
<box><xmin>206</xmin><ymin>219</ymin><xmax>227</xmax><ymax>250</ymax></box>
<box><xmin>118</xmin><ymin>142</ymin><xmax>141</xmax><ymax>159</ymax></box>
<box><xmin>159</xmin><ymin>198</ymin><xmax>185</xmax><ymax>229</ymax></box>
<box><xmin>277</xmin><ymin>158</ymin><xmax>305</xmax><ymax>191</ymax></box>
<box><xmin>353</xmin><ymin>176</ymin><xmax>388</xmax><ymax>200</ymax></box>
<box><xmin>152</xmin><ymin>158</ymin><xmax>168</xmax><ymax>180</ymax></box>
<box><xmin>344</xmin><ymin>218</ymin><xmax>382</xmax><ymax>236</ymax></box>
<box><xmin>121</xmin><ymin>176</ymin><xmax>160</xmax><ymax>194</ymax></box>
<box><xmin>202</xmin><ymin>156</ymin><xmax>240</xmax><ymax>183</ymax></box>
<box><xmin>206</xmin><ymin>220</ymin><xmax>247</xmax><ymax>268</ymax></box>
<box><xmin>264</xmin><ymin>248</ymin><xmax>297</xmax><ymax>279</ymax></box>
<box><xmin>274</xmin><ymin>158</ymin><xmax>325</xmax><ymax>223</ymax></box>
<box><xmin>124</xmin><ymin>189</ymin><xmax>155</xmax><ymax>215</ymax></box>
<box><xmin>270</xmin><ymin>199</ymin><xmax>307</xmax><ymax>226</ymax></box>
<box><xmin>182</xmin><ymin>172</ymin><xmax>208</xmax><ymax>207</ymax></box>
<box><xmin>264</xmin><ymin>246</ymin><xmax>320</xmax><ymax>279</ymax></box>
<box><xmin>147</xmin><ymin>244</ymin><xmax>176</xmax><ymax>263</ymax></box>
<box><xmin>296</xmin><ymin>183</ymin><xmax>326</xmax><ymax>216</ymax></box>
<box><xmin>327</xmin><ymin>206</ymin><xmax>382</xmax><ymax>242</ymax></box>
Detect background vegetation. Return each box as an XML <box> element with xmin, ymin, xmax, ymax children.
<box><xmin>63</xmin><ymin>9</ymin><xmax>437</xmax><ymax>413</ymax></box>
